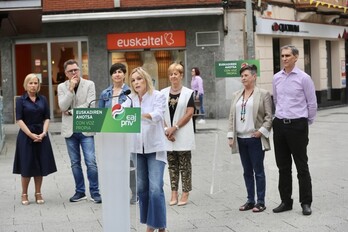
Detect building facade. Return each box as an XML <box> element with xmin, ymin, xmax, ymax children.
<box><xmin>253</xmin><ymin>0</ymin><xmax>348</xmax><ymax>107</ymax></box>
<box><xmin>1</xmin><ymin>0</ymin><xmax>348</xmax><ymax>123</ymax></box>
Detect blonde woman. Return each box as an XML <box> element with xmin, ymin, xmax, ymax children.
<box><xmin>13</xmin><ymin>73</ymin><xmax>57</xmax><ymax>205</ymax></box>
<box><xmin>161</xmin><ymin>63</ymin><xmax>195</xmax><ymax>206</ymax></box>
<box><xmin>123</xmin><ymin>67</ymin><xmax>167</xmax><ymax>232</ymax></box>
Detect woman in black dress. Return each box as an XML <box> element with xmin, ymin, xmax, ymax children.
<box><xmin>13</xmin><ymin>73</ymin><xmax>57</xmax><ymax>205</ymax></box>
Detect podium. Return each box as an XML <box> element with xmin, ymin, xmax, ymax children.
<box><xmin>73</xmin><ymin>107</ymin><xmax>140</xmax><ymax>232</ymax></box>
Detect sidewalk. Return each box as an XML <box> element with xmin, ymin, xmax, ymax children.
<box><xmin>0</xmin><ymin>106</ymin><xmax>347</xmax><ymax>232</ymax></box>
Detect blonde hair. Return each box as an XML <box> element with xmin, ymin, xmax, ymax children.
<box><xmin>168</xmin><ymin>62</ymin><xmax>184</xmax><ymax>75</ymax></box>
<box><xmin>129</xmin><ymin>67</ymin><xmax>154</xmax><ymax>95</ymax></box>
<box><xmin>23</xmin><ymin>73</ymin><xmax>41</xmax><ymax>92</ymax></box>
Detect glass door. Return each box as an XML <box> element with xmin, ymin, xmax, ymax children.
<box><xmin>15</xmin><ymin>38</ymin><xmax>88</xmax><ymax>121</ymax></box>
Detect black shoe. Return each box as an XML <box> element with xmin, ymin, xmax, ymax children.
<box><xmin>239</xmin><ymin>202</ymin><xmax>255</xmax><ymax>211</ymax></box>
<box><xmin>301</xmin><ymin>204</ymin><xmax>312</xmax><ymax>215</ymax></box>
<box><xmin>273</xmin><ymin>202</ymin><xmax>293</xmax><ymax>213</ymax></box>
<box><xmin>91</xmin><ymin>193</ymin><xmax>102</xmax><ymax>204</ymax></box>
<box><xmin>69</xmin><ymin>192</ymin><xmax>87</xmax><ymax>202</ymax></box>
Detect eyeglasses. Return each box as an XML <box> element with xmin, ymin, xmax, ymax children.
<box><xmin>66</xmin><ymin>68</ymin><xmax>80</xmax><ymax>74</ymax></box>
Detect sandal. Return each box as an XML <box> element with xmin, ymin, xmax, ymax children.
<box><xmin>252</xmin><ymin>203</ymin><xmax>266</xmax><ymax>213</ymax></box>
<box><xmin>35</xmin><ymin>193</ymin><xmax>45</xmax><ymax>204</ymax></box>
<box><xmin>239</xmin><ymin>202</ymin><xmax>254</xmax><ymax>211</ymax></box>
<box><xmin>21</xmin><ymin>194</ymin><xmax>29</xmax><ymax>205</ymax></box>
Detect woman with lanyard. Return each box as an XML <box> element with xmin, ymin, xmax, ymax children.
<box><xmin>227</xmin><ymin>64</ymin><xmax>272</xmax><ymax>213</ymax></box>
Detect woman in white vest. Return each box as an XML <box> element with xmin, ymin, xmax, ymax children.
<box><xmin>161</xmin><ymin>62</ymin><xmax>195</xmax><ymax>206</ymax></box>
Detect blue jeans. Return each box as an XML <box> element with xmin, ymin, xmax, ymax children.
<box><xmin>65</xmin><ymin>133</ymin><xmax>100</xmax><ymax>195</ymax></box>
<box><xmin>237</xmin><ymin>137</ymin><xmax>266</xmax><ymax>204</ymax></box>
<box><xmin>137</xmin><ymin>152</ymin><xmax>166</xmax><ymax>229</ymax></box>
<box><xmin>199</xmin><ymin>94</ymin><xmax>205</xmax><ymax>119</ymax></box>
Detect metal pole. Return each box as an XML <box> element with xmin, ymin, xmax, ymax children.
<box><xmin>246</xmin><ymin>0</ymin><xmax>255</xmax><ymax>59</ymax></box>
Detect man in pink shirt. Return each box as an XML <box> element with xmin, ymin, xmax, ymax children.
<box><xmin>272</xmin><ymin>45</ymin><xmax>317</xmax><ymax>216</ymax></box>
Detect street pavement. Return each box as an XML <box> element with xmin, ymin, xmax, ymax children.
<box><xmin>0</xmin><ymin>106</ymin><xmax>347</xmax><ymax>232</ymax></box>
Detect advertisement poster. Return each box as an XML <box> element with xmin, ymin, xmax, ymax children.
<box><xmin>73</xmin><ymin>106</ymin><xmax>141</xmax><ymax>133</ymax></box>
<box><xmin>215</xmin><ymin>60</ymin><xmax>260</xmax><ymax>78</ymax></box>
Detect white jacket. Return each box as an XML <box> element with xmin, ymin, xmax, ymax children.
<box><xmin>161</xmin><ymin>86</ymin><xmax>195</xmax><ymax>151</ymax></box>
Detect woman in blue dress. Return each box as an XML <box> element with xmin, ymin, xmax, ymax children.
<box><xmin>13</xmin><ymin>73</ymin><xmax>57</xmax><ymax>205</ymax></box>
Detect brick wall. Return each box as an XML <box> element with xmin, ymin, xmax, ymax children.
<box><xmin>43</xmin><ymin>0</ymin><xmax>221</xmax><ymax>12</ymax></box>
<box><xmin>121</xmin><ymin>0</ymin><xmax>221</xmax><ymax>8</ymax></box>
<box><xmin>43</xmin><ymin>0</ymin><xmax>115</xmax><ymax>12</ymax></box>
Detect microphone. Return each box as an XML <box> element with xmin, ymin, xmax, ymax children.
<box><xmin>124</xmin><ymin>89</ymin><xmax>133</xmax><ymax>108</ymax></box>
<box><xmin>88</xmin><ymin>89</ymin><xmax>132</xmax><ymax>108</ymax></box>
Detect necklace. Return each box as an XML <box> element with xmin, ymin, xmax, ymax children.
<box><xmin>170</xmin><ymin>86</ymin><xmax>182</xmax><ymax>94</ymax></box>
<box><xmin>240</xmin><ymin>90</ymin><xmax>254</xmax><ymax>122</ymax></box>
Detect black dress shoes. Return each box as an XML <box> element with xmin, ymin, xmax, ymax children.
<box><xmin>301</xmin><ymin>204</ymin><xmax>312</xmax><ymax>216</ymax></box>
<box><xmin>273</xmin><ymin>202</ymin><xmax>293</xmax><ymax>213</ymax></box>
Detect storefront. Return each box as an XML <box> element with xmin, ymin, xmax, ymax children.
<box><xmin>0</xmin><ymin>12</ymin><xmax>225</xmax><ymax>123</ymax></box>
<box><xmin>255</xmin><ymin>17</ymin><xmax>347</xmax><ymax>107</ymax></box>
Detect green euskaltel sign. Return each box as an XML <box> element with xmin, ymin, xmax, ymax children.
<box><xmin>73</xmin><ymin>107</ymin><xmax>141</xmax><ymax>133</ymax></box>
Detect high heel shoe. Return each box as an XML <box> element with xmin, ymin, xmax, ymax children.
<box><xmin>35</xmin><ymin>193</ymin><xmax>45</xmax><ymax>204</ymax></box>
<box><xmin>169</xmin><ymin>198</ymin><xmax>178</xmax><ymax>206</ymax></box>
<box><xmin>169</xmin><ymin>191</ymin><xmax>178</xmax><ymax>206</ymax></box>
<box><xmin>177</xmin><ymin>192</ymin><xmax>189</xmax><ymax>206</ymax></box>
<box><xmin>21</xmin><ymin>194</ymin><xmax>29</xmax><ymax>205</ymax></box>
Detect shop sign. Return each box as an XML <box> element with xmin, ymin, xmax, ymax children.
<box><xmin>256</xmin><ymin>17</ymin><xmax>348</xmax><ymax>39</ymax></box>
<box><xmin>272</xmin><ymin>23</ymin><xmax>299</xmax><ymax>32</ymax></box>
<box><xmin>107</xmin><ymin>31</ymin><xmax>186</xmax><ymax>50</ymax></box>
<box><xmin>215</xmin><ymin>60</ymin><xmax>260</xmax><ymax>78</ymax></box>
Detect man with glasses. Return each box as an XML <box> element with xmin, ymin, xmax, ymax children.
<box><xmin>58</xmin><ymin>59</ymin><xmax>102</xmax><ymax>203</ymax></box>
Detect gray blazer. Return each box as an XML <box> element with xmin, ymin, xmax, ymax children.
<box><xmin>227</xmin><ymin>86</ymin><xmax>272</xmax><ymax>154</ymax></box>
<box><xmin>58</xmin><ymin>77</ymin><xmax>96</xmax><ymax>138</ymax></box>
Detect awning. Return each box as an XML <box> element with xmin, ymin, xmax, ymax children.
<box><xmin>43</xmin><ymin>7</ymin><xmax>224</xmax><ymax>23</ymax></box>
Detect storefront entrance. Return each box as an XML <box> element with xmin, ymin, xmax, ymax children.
<box><xmin>109</xmin><ymin>50</ymin><xmax>186</xmax><ymax>90</ymax></box>
<box><xmin>14</xmin><ymin>38</ymin><xmax>88</xmax><ymax>121</ymax></box>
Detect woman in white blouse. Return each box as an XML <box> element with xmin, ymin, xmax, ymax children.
<box><xmin>124</xmin><ymin>67</ymin><xmax>167</xmax><ymax>232</ymax></box>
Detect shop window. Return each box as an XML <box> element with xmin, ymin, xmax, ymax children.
<box><xmin>304</xmin><ymin>39</ymin><xmax>311</xmax><ymax>76</ymax></box>
<box><xmin>326</xmin><ymin>40</ymin><xmax>333</xmax><ymax>100</ymax></box>
<box><xmin>111</xmin><ymin>50</ymin><xmax>185</xmax><ymax>90</ymax></box>
<box><xmin>272</xmin><ymin>38</ymin><xmax>281</xmax><ymax>74</ymax></box>
<box><xmin>15</xmin><ymin>39</ymin><xmax>88</xmax><ymax>120</ymax></box>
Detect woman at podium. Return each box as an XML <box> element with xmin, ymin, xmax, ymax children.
<box><xmin>123</xmin><ymin>67</ymin><xmax>167</xmax><ymax>232</ymax></box>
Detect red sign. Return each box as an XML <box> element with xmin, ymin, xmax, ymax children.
<box><xmin>107</xmin><ymin>31</ymin><xmax>186</xmax><ymax>50</ymax></box>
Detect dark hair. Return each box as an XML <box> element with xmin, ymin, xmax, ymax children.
<box><xmin>239</xmin><ymin>64</ymin><xmax>257</xmax><ymax>76</ymax></box>
<box><xmin>192</xmin><ymin>67</ymin><xmax>200</xmax><ymax>75</ymax></box>
<box><xmin>110</xmin><ymin>63</ymin><xmax>127</xmax><ymax>76</ymax></box>
<box><xmin>64</xmin><ymin>59</ymin><xmax>79</xmax><ymax>70</ymax></box>
<box><xmin>280</xmin><ymin>45</ymin><xmax>299</xmax><ymax>56</ymax></box>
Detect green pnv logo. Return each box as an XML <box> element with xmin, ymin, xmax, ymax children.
<box><xmin>73</xmin><ymin>107</ymin><xmax>141</xmax><ymax>133</ymax></box>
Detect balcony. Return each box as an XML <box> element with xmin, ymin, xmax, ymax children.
<box><xmin>0</xmin><ymin>0</ymin><xmax>42</xmax><ymax>36</ymax></box>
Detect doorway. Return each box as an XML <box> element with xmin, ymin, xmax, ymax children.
<box><xmin>14</xmin><ymin>38</ymin><xmax>88</xmax><ymax>121</ymax></box>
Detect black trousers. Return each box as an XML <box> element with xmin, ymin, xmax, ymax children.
<box><xmin>273</xmin><ymin>117</ymin><xmax>312</xmax><ymax>205</ymax></box>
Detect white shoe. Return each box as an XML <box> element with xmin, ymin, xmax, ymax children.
<box><xmin>197</xmin><ymin>119</ymin><xmax>206</xmax><ymax>124</ymax></box>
